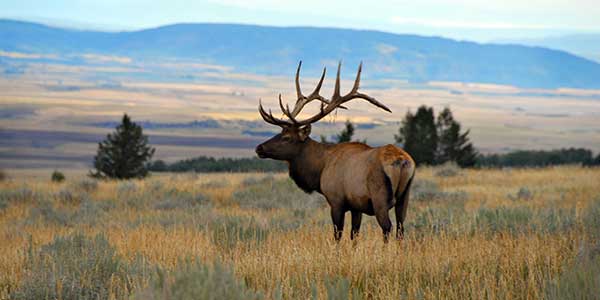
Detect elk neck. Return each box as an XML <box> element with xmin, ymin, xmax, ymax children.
<box><xmin>287</xmin><ymin>138</ymin><xmax>332</xmax><ymax>194</ymax></box>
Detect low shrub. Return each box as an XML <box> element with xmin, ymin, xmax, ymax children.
<box><xmin>434</xmin><ymin>162</ymin><xmax>461</xmax><ymax>177</ymax></box>
<box><xmin>27</xmin><ymin>198</ymin><xmax>112</xmax><ymax>227</ymax></box>
<box><xmin>51</xmin><ymin>170</ymin><xmax>65</xmax><ymax>183</ymax></box>
<box><xmin>0</xmin><ymin>187</ymin><xmax>42</xmax><ymax>211</ymax></box>
<box><xmin>508</xmin><ymin>187</ymin><xmax>533</xmax><ymax>201</ymax></box>
<box><xmin>75</xmin><ymin>179</ymin><xmax>98</xmax><ymax>193</ymax></box>
<box><xmin>545</xmin><ymin>242</ymin><xmax>600</xmax><ymax>300</ymax></box>
<box><xmin>137</xmin><ymin>260</ymin><xmax>263</xmax><ymax>300</ymax></box>
<box><xmin>408</xmin><ymin>200</ymin><xmax>467</xmax><ymax>237</ymax></box>
<box><xmin>117</xmin><ymin>181</ymin><xmax>137</xmax><ymax>195</ymax></box>
<box><xmin>582</xmin><ymin>198</ymin><xmax>600</xmax><ymax>238</ymax></box>
<box><xmin>27</xmin><ymin>200</ymin><xmax>70</xmax><ymax>226</ymax></box>
<box><xmin>210</xmin><ymin>216</ymin><xmax>269</xmax><ymax>250</ymax></box>
<box><xmin>411</xmin><ymin>179</ymin><xmax>468</xmax><ymax>202</ymax></box>
<box><xmin>11</xmin><ymin>233</ymin><xmax>135</xmax><ymax>300</ymax></box>
<box><xmin>321</xmin><ymin>276</ymin><xmax>361</xmax><ymax>300</ymax></box>
<box><xmin>153</xmin><ymin>191</ymin><xmax>209</xmax><ymax>210</ymax></box>
<box><xmin>233</xmin><ymin>177</ymin><xmax>323</xmax><ymax>210</ymax></box>
<box><xmin>200</xmin><ymin>180</ymin><xmax>230</xmax><ymax>189</ymax></box>
<box><xmin>475</xmin><ymin>207</ymin><xmax>533</xmax><ymax>234</ymax></box>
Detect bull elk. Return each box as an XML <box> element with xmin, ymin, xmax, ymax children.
<box><xmin>255</xmin><ymin>62</ymin><xmax>415</xmax><ymax>242</ymax></box>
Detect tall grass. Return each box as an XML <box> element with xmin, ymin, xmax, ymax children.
<box><xmin>0</xmin><ymin>166</ymin><xmax>598</xmax><ymax>299</ymax></box>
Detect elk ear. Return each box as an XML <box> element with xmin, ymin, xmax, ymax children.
<box><xmin>298</xmin><ymin>124</ymin><xmax>311</xmax><ymax>141</ymax></box>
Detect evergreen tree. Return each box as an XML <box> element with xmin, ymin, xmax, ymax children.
<box><xmin>321</xmin><ymin>120</ymin><xmax>365</xmax><ymax>144</ymax></box>
<box><xmin>335</xmin><ymin>120</ymin><xmax>355</xmax><ymax>143</ymax></box>
<box><xmin>395</xmin><ymin>106</ymin><xmax>438</xmax><ymax>165</ymax></box>
<box><xmin>436</xmin><ymin>107</ymin><xmax>478</xmax><ymax>167</ymax></box>
<box><xmin>90</xmin><ymin>114</ymin><xmax>155</xmax><ymax>179</ymax></box>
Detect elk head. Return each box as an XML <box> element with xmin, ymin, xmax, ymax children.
<box><xmin>255</xmin><ymin>61</ymin><xmax>391</xmax><ymax>161</ymax></box>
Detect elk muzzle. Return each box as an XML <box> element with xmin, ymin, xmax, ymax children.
<box><xmin>255</xmin><ymin>143</ymin><xmax>268</xmax><ymax>158</ymax></box>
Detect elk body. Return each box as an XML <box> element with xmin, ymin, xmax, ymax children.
<box><xmin>255</xmin><ymin>62</ymin><xmax>415</xmax><ymax>242</ymax></box>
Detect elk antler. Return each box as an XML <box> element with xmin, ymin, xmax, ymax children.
<box><xmin>258</xmin><ymin>61</ymin><xmax>391</xmax><ymax>127</ymax></box>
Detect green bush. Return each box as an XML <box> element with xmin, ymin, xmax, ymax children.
<box><xmin>538</xmin><ymin>208</ymin><xmax>576</xmax><ymax>234</ymax></box>
<box><xmin>51</xmin><ymin>170</ymin><xmax>65</xmax><ymax>183</ymax></box>
<box><xmin>408</xmin><ymin>200</ymin><xmax>468</xmax><ymax>237</ymax></box>
<box><xmin>434</xmin><ymin>162</ymin><xmax>461</xmax><ymax>177</ymax></box>
<box><xmin>508</xmin><ymin>187</ymin><xmax>533</xmax><ymax>201</ymax></box>
<box><xmin>137</xmin><ymin>260</ymin><xmax>263</xmax><ymax>300</ymax></box>
<box><xmin>75</xmin><ymin>179</ymin><xmax>98</xmax><ymax>193</ymax></box>
<box><xmin>319</xmin><ymin>276</ymin><xmax>361</xmax><ymax>300</ymax></box>
<box><xmin>210</xmin><ymin>216</ymin><xmax>269</xmax><ymax>250</ymax></box>
<box><xmin>117</xmin><ymin>181</ymin><xmax>137</xmax><ymax>195</ymax></box>
<box><xmin>475</xmin><ymin>207</ymin><xmax>533</xmax><ymax>234</ymax></box>
<box><xmin>11</xmin><ymin>233</ymin><xmax>135</xmax><ymax>300</ymax></box>
<box><xmin>26</xmin><ymin>198</ymin><xmax>112</xmax><ymax>227</ymax></box>
<box><xmin>0</xmin><ymin>187</ymin><xmax>42</xmax><ymax>211</ymax></box>
<box><xmin>411</xmin><ymin>179</ymin><xmax>468</xmax><ymax>202</ymax></box>
<box><xmin>200</xmin><ymin>180</ymin><xmax>230</xmax><ymax>189</ymax></box>
<box><xmin>544</xmin><ymin>242</ymin><xmax>600</xmax><ymax>300</ymax></box>
<box><xmin>582</xmin><ymin>198</ymin><xmax>600</xmax><ymax>238</ymax></box>
<box><xmin>233</xmin><ymin>177</ymin><xmax>323</xmax><ymax>210</ymax></box>
<box><xmin>153</xmin><ymin>192</ymin><xmax>209</xmax><ymax>211</ymax></box>
<box><xmin>27</xmin><ymin>200</ymin><xmax>70</xmax><ymax>226</ymax></box>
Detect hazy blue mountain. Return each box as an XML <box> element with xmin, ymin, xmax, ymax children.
<box><xmin>497</xmin><ymin>34</ymin><xmax>600</xmax><ymax>63</ymax></box>
<box><xmin>2</xmin><ymin>19</ymin><xmax>600</xmax><ymax>89</ymax></box>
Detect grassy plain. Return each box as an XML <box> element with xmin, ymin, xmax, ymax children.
<box><xmin>1</xmin><ymin>165</ymin><xmax>599</xmax><ymax>299</ymax></box>
<box><xmin>2</xmin><ymin>58</ymin><xmax>600</xmax><ymax>169</ymax></box>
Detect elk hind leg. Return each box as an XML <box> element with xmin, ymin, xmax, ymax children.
<box><xmin>372</xmin><ymin>192</ymin><xmax>393</xmax><ymax>243</ymax></box>
<box><xmin>395</xmin><ymin>176</ymin><xmax>413</xmax><ymax>240</ymax></box>
<box><xmin>330</xmin><ymin>207</ymin><xmax>345</xmax><ymax>242</ymax></box>
<box><xmin>350</xmin><ymin>211</ymin><xmax>362</xmax><ymax>240</ymax></box>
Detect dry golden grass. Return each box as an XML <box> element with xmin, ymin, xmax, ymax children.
<box><xmin>1</xmin><ymin>166</ymin><xmax>599</xmax><ymax>299</ymax></box>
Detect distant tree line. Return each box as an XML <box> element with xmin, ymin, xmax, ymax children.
<box><xmin>94</xmin><ymin>112</ymin><xmax>600</xmax><ymax>178</ymax></box>
<box><xmin>149</xmin><ymin>147</ymin><xmax>600</xmax><ymax>173</ymax></box>
<box><xmin>148</xmin><ymin>156</ymin><xmax>287</xmax><ymax>173</ymax></box>
<box><xmin>477</xmin><ymin>148</ymin><xmax>600</xmax><ymax>167</ymax></box>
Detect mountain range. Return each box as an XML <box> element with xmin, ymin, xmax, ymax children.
<box><xmin>2</xmin><ymin>19</ymin><xmax>600</xmax><ymax>89</ymax></box>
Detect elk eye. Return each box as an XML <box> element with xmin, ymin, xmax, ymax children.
<box><xmin>281</xmin><ymin>136</ymin><xmax>292</xmax><ymax>142</ymax></box>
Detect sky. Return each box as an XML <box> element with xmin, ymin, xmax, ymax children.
<box><xmin>2</xmin><ymin>0</ymin><xmax>599</xmax><ymax>42</ymax></box>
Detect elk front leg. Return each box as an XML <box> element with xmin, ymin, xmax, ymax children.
<box><xmin>350</xmin><ymin>211</ymin><xmax>362</xmax><ymax>240</ymax></box>
<box><xmin>330</xmin><ymin>207</ymin><xmax>345</xmax><ymax>242</ymax></box>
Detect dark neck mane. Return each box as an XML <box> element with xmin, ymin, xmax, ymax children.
<box><xmin>287</xmin><ymin>139</ymin><xmax>331</xmax><ymax>194</ymax></box>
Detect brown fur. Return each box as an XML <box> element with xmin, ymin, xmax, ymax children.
<box><xmin>257</xmin><ymin>132</ymin><xmax>415</xmax><ymax>242</ymax></box>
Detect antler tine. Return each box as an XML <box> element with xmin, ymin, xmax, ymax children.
<box><xmin>343</xmin><ymin>92</ymin><xmax>392</xmax><ymax>113</ymax></box>
<box><xmin>279</xmin><ymin>94</ymin><xmax>298</xmax><ymax>123</ymax></box>
<box><xmin>338</xmin><ymin>62</ymin><xmax>391</xmax><ymax>113</ymax></box>
<box><xmin>290</xmin><ymin>66</ymin><xmax>334</xmax><ymax>117</ymax></box>
<box><xmin>308</xmin><ymin>67</ymin><xmax>327</xmax><ymax>98</ymax></box>
<box><xmin>259</xmin><ymin>99</ymin><xmax>292</xmax><ymax>127</ymax></box>
<box><xmin>259</xmin><ymin>62</ymin><xmax>387</xmax><ymax>128</ymax></box>
<box><xmin>351</xmin><ymin>61</ymin><xmax>362</xmax><ymax>93</ymax></box>
<box><xmin>333</xmin><ymin>61</ymin><xmax>342</xmax><ymax>100</ymax></box>
<box><xmin>295</xmin><ymin>61</ymin><xmax>304</xmax><ymax>100</ymax></box>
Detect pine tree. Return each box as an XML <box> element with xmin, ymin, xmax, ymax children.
<box><xmin>321</xmin><ymin>120</ymin><xmax>365</xmax><ymax>144</ymax></box>
<box><xmin>90</xmin><ymin>114</ymin><xmax>155</xmax><ymax>179</ymax></box>
<box><xmin>395</xmin><ymin>106</ymin><xmax>438</xmax><ymax>165</ymax></box>
<box><xmin>335</xmin><ymin>120</ymin><xmax>355</xmax><ymax>143</ymax></box>
<box><xmin>436</xmin><ymin>107</ymin><xmax>478</xmax><ymax>167</ymax></box>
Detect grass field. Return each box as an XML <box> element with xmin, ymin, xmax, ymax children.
<box><xmin>1</xmin><ymin>165</ymin><xmax>599</xmax><ymax>299</ymax></box>
<box><xmin>2</xmin><ymin>60</ymin><xmax>600</xmax><ymax>169</ymax></box>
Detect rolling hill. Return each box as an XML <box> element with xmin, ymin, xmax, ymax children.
<box><xmin>2</xmin><ymin>19</ymin><xmax>600</xmax><ymax>89</ymax></box>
